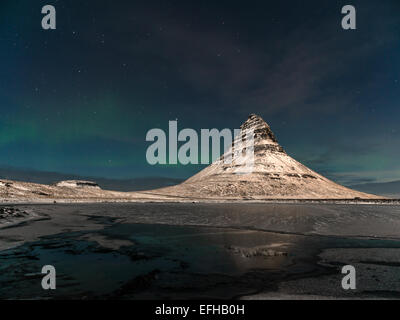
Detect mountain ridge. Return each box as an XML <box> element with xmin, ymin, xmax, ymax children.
<box><xmin>0</xmin><ymin>166</ymin><xmax>182</xmax><ymax>191</ymax></box>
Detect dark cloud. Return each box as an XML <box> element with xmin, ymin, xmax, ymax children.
<box><xmin>96</xmin><ymin>0</ymin><xmax>400</xmax><ymax>118</ymax></box>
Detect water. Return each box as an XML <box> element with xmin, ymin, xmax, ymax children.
<box><xmin>1</xmin><ymin>220</ymin><xmax>400</xmax><ymax>299</ymax></box>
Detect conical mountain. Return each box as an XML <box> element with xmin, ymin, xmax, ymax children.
<box><xmin>154</xmin><ymin>114</ymin><xmax>381</xmax><ymax>200</ymax></box>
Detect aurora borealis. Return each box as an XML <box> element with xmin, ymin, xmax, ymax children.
<box><xmin>0</xmin><ymin>0</ymin><xmax>400</xmax><ymax>184</ymax></box>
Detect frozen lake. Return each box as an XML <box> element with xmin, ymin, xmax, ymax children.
<box><xmin>1</xmin><ymin>203</ymin><xmax>400</xmax><ymax>299</ymax></box>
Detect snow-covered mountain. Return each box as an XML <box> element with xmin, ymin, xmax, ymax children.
<box><xmin>154</xmin><ymin>114</ymin><xmax>381</xmax><ymax>200</ymax></box>
<box><xmin>0</xmin><ymin>114</ymin><xmax>382</xmax><ymax>202</ymax></box>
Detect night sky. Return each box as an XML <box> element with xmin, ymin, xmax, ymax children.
<box><xmin>0</xmin><ymin>0</ymin><xmax>399</xmax><ymax>185</ymax></box>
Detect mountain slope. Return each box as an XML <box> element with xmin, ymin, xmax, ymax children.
<box><xmin>152</xmin><ymin>114</ymin><xmax>381</xmax><ymax>200</ymax></box>
<box><xmin>0</xmin><ymin>178</ymin><xmax>181</xmax><ymax>202</ymax></box>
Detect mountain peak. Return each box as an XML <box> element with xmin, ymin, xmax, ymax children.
<box><xmin>155</xmin><ymin>113</ymin><xmax>381</xmax><ymax>200</ymax></box>
<box><xmin>240</xmin><ymin>114</ymin><xmax>283</xmax><ymax>154</ymax></box>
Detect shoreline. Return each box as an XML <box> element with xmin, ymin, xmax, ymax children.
<box><xmin>1</xmin><ymin>198</ymin><xmax>399</xmax><ymax>205</ymax></box>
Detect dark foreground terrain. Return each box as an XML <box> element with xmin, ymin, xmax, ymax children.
<box><xmin>1</xmin><ymin>203</ymin><xmax>400</xmax><ymax>299</ymax></box>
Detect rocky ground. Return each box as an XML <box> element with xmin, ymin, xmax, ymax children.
<box><xmin>0</xmin><ymin>207</ymin><xmax>29</xmax><ymax>219</ymax></box>
<box><xmin>0</xmin><ymin>207</ymin><xmax>38</xmax><ymax>229</ymax></box>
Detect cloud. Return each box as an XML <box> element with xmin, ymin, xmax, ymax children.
<box><xmin>326</xmin><ymin>169</ymin><xmax>400</xmax><ymax>186</ymax></box>
<box><xmin>325</xmin><ymin>172</ymin><xmax>377</xmax><ymax>186</ymax></box>
<box><xmin>72</xmin><ymin>1</ymin><xmax>399</xmax><ymax>118</ymax></box>
<box><xmin>124</xmin><ymin>5</ymin><xmax>397</xmax><ymax>119</ymax></box>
